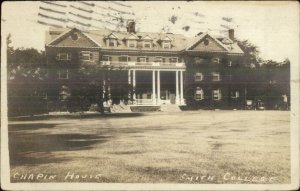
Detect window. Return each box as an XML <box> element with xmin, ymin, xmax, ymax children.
<box><xmin>79</xmin><ymin>51</ymin><xmax>93</xmax><ymax>61</ymax></box>
<box><xmin>212</xmin><ymin>89</ymin><xmax>221</xmax><ymax>100</ymax></box>
<box><xmin>143</xmin><ymin>40</ymin><xmax>152</xmax><ymax>48</ymax></box>
<box><xmin>56</xmin><ymin>53</ymin><xmax>71</xmax><ymax>61</ymax></box>
<box><xmin>154</xmin><ymin>57</ymin><xmax>165</xmax><ymax>62</ymax></box>
<box><xmin>169</xmin><ymin>57</ymin><xmax>178</xmax><ymax>63</ymax></box>
<box><xmin>119</xmin><ymin>56</ymin><xmax>130</xmax><ymax>62</ymax></box>
<box><xmin>127</xmin><ymin>40</ymin><xmax>137</xmax><ymax>48</ymax></box>
<box><xmin>108</xmin><ymin>39</ymin><xmax>117</xmax><ymax>47</ymax></box>
<box><xmin>71</xmin><ymin>33</ymin><xmax>78</xmax><ymax>41</ymax></box>
<box><xmin>212</xmin><ymin>72</ymin><xmax>221</xmax><ymax>81</ymax></box>
<box><xmin>194</xmin><ymin>72</ymin><xmax>203</xmax><ymax>82</ymax></box>
<box><xmin>58</xmin><ymin>69</ymin><xmax>69</xmax><ymax>79</ymax></box>
<box><xmin>195</xmin><ymin>87</ymin><xmax>204</xmax><ymax>100</ymax></box>
<box><xmin>203</xmin><ymin>39</ymin><xmax>209</xmax><ymax>46</ymax></box>
<box><xmin>102</xmin><ymin>55</ymin><xmax>112</xmax><ymax>61</ymax></box>
<box><xmin>59</xmin><ymin>85</ymin><xmax>70</xmax><ymax>101</ymax></box>
<box><xmin>162</xmin><ymin>41</ymin><xmax>171</xmax><ymax>49</ymax></box>
<box><xmin>231</xmin><ymin>91</ymin><xmax>240</xmax><ymax>99</ymax></box>
<box><xmin>212</xmin><ymin>57</ymin><xmax>220</xmax><ymax>64</ymax></box>
<box><xmin>137</xmin><ymin>57</ymin><xmax>149</xmax><ymax>62</ymax></box>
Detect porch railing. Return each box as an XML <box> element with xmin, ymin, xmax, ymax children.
<box><xmin>100</xmin><ymin>61</ymin><xmax>185</xmax><ymax>68</ymax></box>
<box><xmin>135</xmin><ymin>99</ymin><xmax>153</xmax><ymax>105</ymax></box>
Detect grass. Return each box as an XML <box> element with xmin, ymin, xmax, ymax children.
<box><xmin>8</xmin><ymin>111</ymin><xmax>290</xmax><ymax>184</ymax></box>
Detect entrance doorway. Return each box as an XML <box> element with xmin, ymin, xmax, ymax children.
<box><xmin>160</xmin><ymin>71</ymin><xmax>176</xmax><ymax>104</ymax></box>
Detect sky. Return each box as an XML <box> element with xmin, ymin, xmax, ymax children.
<box><xmin>1</xmin><ymin>1</ymin><xmax>299</xmax><ymax>64</ymax></box>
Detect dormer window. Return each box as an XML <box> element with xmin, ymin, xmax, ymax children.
<box><xmin>142</xmin><ymin>35</ymin><xmax>153</xmax><ymax>48</ymax></box>
<box><xmin>143</xmin><ymin>40</ymin><xmax>152</xmax><ymax>48</ymax></box>
<box><xmin>106</xmin><ymin>33</ymin><xmax>118</xmax><ymax>47</ymax></box>
<box><xmin>127</xmin><ymin>40</ymin><xmax>137</xmax><ymax>48</ymax></box>
<box><xmin>161</xmin><ymin>36</ymin><xmax>172</xmax><ymax>49</ymax></box>
<box><xmin>162</xmin><ymin>41</ymin><xmax>171</xmax><ymax>49</ymax></box>
<box><xmin>108</xmin><ymin>39</ymin><xmax>117</xmax><ymax>47</ymax></box>
<box><xmin>125</xmin><ymin>33</ymin><xmax>139</xmax><ymax>48</ymax></box>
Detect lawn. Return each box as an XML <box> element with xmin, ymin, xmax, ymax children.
<box><xmin>8</xmin><ymin>111</ymin><xmax>290</xmax><ymax>184</ymax></box>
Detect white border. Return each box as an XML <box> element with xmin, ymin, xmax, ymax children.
<box><xmin>1</xmin><ymin>1</ymin><xmax>299</xmax><ymax>190</ymax></box>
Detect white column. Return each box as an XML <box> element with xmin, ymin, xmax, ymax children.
<box><xmin>102</xmin><ymin>76</ymin><xmax>106</xmax><ymax>99</ymax></box>
<box><xmin>133</xmin><ymin>70</ymin><xmax>136</xmax><ymax>103</ymax></box>
<box><xmin>128</xmin><ymin>70</ymin><xmax>131</xmax><ymax>102</ymax></box>
<box><xmin>108</xmin><ymin>82</ymin><xmax>111</xmax><ymax>99</ymax></box>
<box><xmin>180</xmin><ymin>70</ymin><xmax>184</xmax><ymax>105</ymax></box>
<box><xmin>152</xmin><ymin>70</ymin><xmax>156</xmax><ymax>105</ymax></box>
<box><xmin>176</xmin><ymin>71</ymin><xmax>179</xmax><ymax>104</ymax></box>
<box><xmin>157</xmin><ymin>70</ymin><xmax>161</xmax><ymax>104</ymax></box>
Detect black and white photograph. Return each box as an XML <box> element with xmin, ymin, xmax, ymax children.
<box><xmin>1</xmin><ymin>1</ymin><xmax>299</xmax><ymax>190</ymax></box>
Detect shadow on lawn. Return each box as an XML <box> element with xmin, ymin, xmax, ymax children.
<box><xmin>9</xmin><ymin>123</ymin><xmax>112</xmax><ymax>166</ymax></box>
<box><xmin>8</xmin><ymin>121</ymin><xmax>165</xmax><ymax>167</ymax></box>
<box><xmin>9</xmin><ymin>112</ymin><xmax>145</xmax><ymax>122</ymax></box>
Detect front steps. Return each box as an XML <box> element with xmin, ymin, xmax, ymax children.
<box><xmin>110</xmin><ymin>104</ymin><xmax>132</xmax><ymax>113</ymax></box>
<box><xmin>160</xmin><ymin>104</ymin><xmax>182</xmax><ymax>112</ymax></box>
<box><xmin>110</xmin><ymin>103</ymin><xmax>182</xmax><ymax>113</ymax></box>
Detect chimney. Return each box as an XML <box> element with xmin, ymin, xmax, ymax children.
<box><xmin>127</xmin><ymin>20</ymin><xmax>135</xmax><ymax>33</ymax></box>
<box><xmin>228</xmin><ymin>29</ymin><xmax>234</xmax><ymax>41</ymax></box>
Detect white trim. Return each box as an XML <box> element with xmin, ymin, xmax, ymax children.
<box><xmin>194</xmin><ymin>72</ymin><xmax>204</xmax><ymax>82</ymax></box>
<box><xmin>79</xmin><ymin>51</ymin><xmax>92</xmax><ymax>61</ymax></box>
<box><xmin>212</xmin><ymin>89</ymin><xmax>222</xmax><ymax>100</ymax></box>
<box><xmin>195</xmin><ymin>87</ymin><xmax>204</xmax><ymax>100</ymax></box>
<box><xmin>212</xmin><ymin>72</ymin><xmax>221</xmax><ymax>81</ymax></box>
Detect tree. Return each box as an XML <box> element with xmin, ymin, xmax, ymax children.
<box><xmin>7</xmin><ymin>35</ymin><xmax>47</xmax><ymax>116</ymax></box>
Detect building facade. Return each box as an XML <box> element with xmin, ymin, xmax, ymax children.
<box><xmin>45</xmin><ymin>22</ymin><xmax>245</xmax><ymax>110</ymax></box>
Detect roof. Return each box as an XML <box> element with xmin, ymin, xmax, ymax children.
<box><xmin>45</xmin><ymin>28</ymin><xmax>244</xmax><ymax>55</ymax></box>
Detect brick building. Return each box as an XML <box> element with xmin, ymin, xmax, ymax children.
<box><xmin>45</xmin><ymin>21</ymin><xmax>245</xmax><ymax>110</ymax></box>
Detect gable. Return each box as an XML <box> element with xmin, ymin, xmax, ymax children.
<box><xmin>189</xmin><ymin>35</ymin><xmax>227</xmax><ymax>52</ymax></box>
<box><xmin>107</xmin><ymin>33</ymin><xmax>118</xmax><ymax>39</ymax></box>
<box><xmin>161</xmin><ymin>36</ymin><xmax>172</xmax><ymax>41</ymax></box>
<box><xmin>126</xmin><ymin>33</ymin><xmax>139</xmax><ymax>40</ymax></box>
<box><xmin>49</xmin><ymin>29</ymin><xmax>100</xmax><ymax>47</ymax></box>
<box><xmin>142</xmin><ymin>35</ymin><xmax>153</xmax><ymax>40</ymax></box>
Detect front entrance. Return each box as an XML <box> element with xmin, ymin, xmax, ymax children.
<box><xmin>125</xmin><ymin>69</ymin><xmax>185</xmax><ymax>106</ymax></box>
<box><xmin>160</xmin><ymin>71</ymin><xmax>176</xmax><ymax>104</ymax></box>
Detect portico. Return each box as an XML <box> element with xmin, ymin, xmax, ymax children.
<box><xmin>127</xmin><ymin>68</ymin><xmax>185</xmax><ymax>106</ymax></box>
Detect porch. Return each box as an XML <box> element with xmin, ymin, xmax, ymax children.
<box><xmin>101</xmin><ymin>61</ymin><xmax>186</xmax><ymax>106</ymax></box>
